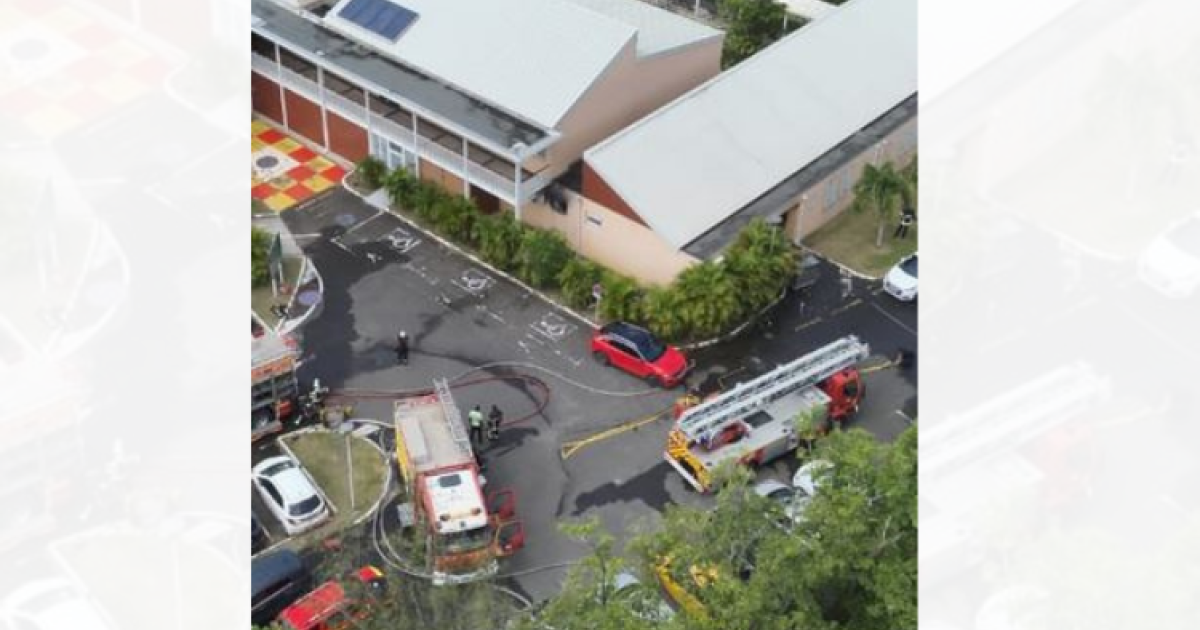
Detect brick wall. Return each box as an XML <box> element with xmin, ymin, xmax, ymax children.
<box><xmin>327</xmin><ymin>111</ymin><xmax>368</xmax><ymax>163</ymax></box>
<box><xmin>283</xmin><ymin>89</ymin><xmax>324</xmax><ymax>148</ymax></box>
<box><xmin>252</xmin><ymin>74</ymin><xmax>284</xmax><ymax>124</ymax></box>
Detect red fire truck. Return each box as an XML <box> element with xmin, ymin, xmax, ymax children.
<box><xmin>252</xmin><ymin>325</ymin><xmax>299</xmax><ymax>442</ymax></box>
<box><xmin>393</xmin><ymin>379</ymin><xmax>525</xmax><ymax>585</ymax></box>
<box><xmin>666</xmin><ymin>336</ymin><xmax>869</xmax><ymax>493</ymax></box>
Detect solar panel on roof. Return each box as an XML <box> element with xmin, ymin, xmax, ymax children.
<box><xmin>338</xmin><ymin>0</ymin><xmax>418</xmax><ymax>41</ymax></box>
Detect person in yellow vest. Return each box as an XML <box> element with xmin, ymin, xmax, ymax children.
<box><xmin>467</xmin><ymin>405</ymin><xmax>485</xmax><ymax>445</ymax></box>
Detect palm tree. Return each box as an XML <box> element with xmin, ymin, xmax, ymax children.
<box><xmin>725</xmin><ymin>219</ymin><xmax>795</xmax><ymax>309</ymax></box>
<box><xmin>674</xmin><ymin>262</ymin><xmax>741</xmax><ymax>338</ymax></box>
<box><xmin>851</xmin><ymin>163</ymin><xmax>909</xmax><ymax>248</ymax></box>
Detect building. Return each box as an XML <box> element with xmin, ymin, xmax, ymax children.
<box><xmin>525</xmin><ymin>0</ymin><xmax>916</xmax><ymax>285</ymax></box>
<box><xmin>251</xmin><ymin>0</ymin><xmax>723</xmax><ymax>216</ymax></box>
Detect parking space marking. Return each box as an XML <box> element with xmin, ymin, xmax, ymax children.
<box><xmin>794</xmin><ymin>316</ymin><xmax>824</xmax><ymax>333</ymax></box>
<box><xmin>868</xmin><ymin>300</ymin><xmax>917</xmax><ymax>337</ymax></box>
<box><xmin>530</xmin><ymin>312</ymin><xmax>577</xmax><ymax>343</ymax></box>
<box><xmin>383</xmin><ymin>226</ymin><xmax>421</xmax><ymax>254</ymax></box>
<box><xmin>341</xmin><ymin>210</ymin><xmax>387</xmax><ymax>236</ymax></box>
<box><xmin>451</xmin><ymin>268</ymin><xmax>495</xmax><ymax>296</ymax></box>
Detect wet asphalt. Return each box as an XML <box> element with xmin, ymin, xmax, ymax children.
<box><xmin>271</xmin><ymin>188</ymin><xmax>920</xmax><ymax>602</ymax></box>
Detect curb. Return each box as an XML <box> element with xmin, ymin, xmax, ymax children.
<box><xmin>807</xmin><ymin>250</ymin><xmax>882</xmax><ymax>281</ymax></box>
<box><xmin>341</xmin><ymin>178</ymin><xmax>599</xmax><ymax>330</ymax></box>
<box><xmin>679</xmin><ymin>288</ymin><xmax>789</xmax><ymax>351</ymax></box>
<box><xmin>277</xmin><ymin>256</ymin><xmax>324</xmax><ymax>337</ymax></box>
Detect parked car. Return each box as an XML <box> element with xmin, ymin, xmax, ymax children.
<box><xmin>590</xmin><ymin>322</ymin><xmax>690</xmax><ymax>388</ymax></box>
<box><xmin>252</xmin><ymin>455</ymin><xmax>330</xmax><ymax>535</ymax></box>
<box><xmin>753</xmin><ymin>479</ymin><xmax>808</xmax><ymax>525</ymax></box>
<box><xmin>276</xmin><ymin>566</ymin><xmax>386</xmax><ymax>630</ymax></box>
<box><xmin>1139</xmin><ymin>210</ymin><xmax>1200</xmax><ymax>298</ymax></box>
<box><xmin>252</xmin><ymin>549</ymin><xmax>312</xmax><ymax>627</ymax></box>
<box><xmin>0</xmin><ymin>579</ymin><xmax>110</xmax><ymax>630</ymax></box>
<box><xmin>793</xmin><ymin>459</ymin><xmax>834</xmax><ymax>498</ymax></box>
<box><xmin>883</xmin><ymin>253</ymin><xmax>918</xmax><ymax>301</ymax></box>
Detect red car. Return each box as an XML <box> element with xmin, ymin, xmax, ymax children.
<box><xmin>590</xmin><ymin>322</ymin><xmax>690</xmax><ymax>388</ymax></box>
<box><xmin>277</xmin><ymin>566</ymin><xmax>385</xmax><ymax>630</ymax></box>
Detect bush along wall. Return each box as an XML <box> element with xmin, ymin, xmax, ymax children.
<box><xmin>379</xmin><ymin>166</ymin><xmax>794</xmax><ymax>342</ymax></box>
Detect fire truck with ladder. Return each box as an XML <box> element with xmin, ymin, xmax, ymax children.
<box><xmin>393</xmin><ymin>379</ymin><xmax>525</xmax><ymax>585</ymax></box>
<box><xmin>666</xmin><ymin>336</ymin><xmax>870</xmax><ymax>493</ymax></box>
<box><xmin>252</xmin><ymin>326</ymin><xmax>300</xmax><ymax>442</ymax></box>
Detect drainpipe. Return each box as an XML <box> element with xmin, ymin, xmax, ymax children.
<box><xmin>318</xmin><ymin>65</ymin><xmax>330</xmax><ymax>152</ymax></box>
<box><xmin>462</xmin><ymin>137</ymin><xmax>470</xmax><ymax>197</ymax></box>
<box><xmin>411</xmin><ymin>111</ymin><xmax>420</xmax><ymax>177</ymax></box>
<box><xmin>274</xmin><ymin>43</ymin><xmax>288</xmax><ymax>129</ymax></box>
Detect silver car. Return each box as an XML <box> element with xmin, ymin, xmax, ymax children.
<box><xmin>252</xmin><ymin>455</ymin><xmax>330</xmax><ymax>535</ymax></box>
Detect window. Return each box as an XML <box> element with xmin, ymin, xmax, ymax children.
<box><xmin>262</xmin><ymin>480</ymin><xmax>283</xmax><ymax>507</ymax></box>
<box><xmin>609</xmin><ymin>338</ymin><xmax>639</xmax><ymax>358</ymax></box>
<box><xmin>252</xmin><ymin>33</ymin><xmax>276</xmax><ymax>59</ymax></box>
<box><xmin>289</xmin><ymin>495</ymin><xmax>321</xmax><ymax>517</ymax></box>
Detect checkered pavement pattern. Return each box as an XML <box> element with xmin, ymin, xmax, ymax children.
<box><xmin>252</xmin><ymin>120</ymin><xmax>347</xmax><ymax>212</ymax></box>
<box><xmin>0</xmin><ymin>0</ymin><xmax>172</xmax><ymax>139</ymax></box>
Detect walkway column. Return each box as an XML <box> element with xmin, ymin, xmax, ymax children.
<box><xmin>274</xmin><ymin>43</ymin><xmax>288</xmax><ymax>129</ymax></box>
<box><xmin>462</xmin><ymin>138</ymin><xmax>470</xmax><ymax>197</ymax></box>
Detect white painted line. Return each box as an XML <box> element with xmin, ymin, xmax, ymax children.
<box><xmin>339</xmin><ymin>210</ymin><xmax>387</xmax><ymax>236</ymax></box>
<box><xmin>868</xmin><ymin>300</ymin><xmax>918</xmax><ymax>337</ymax></box>
<box><xmin>487</xmin><ymin>311</ymin><xmax>506</xmax><ymax>324</ymax></box>
<box><xmin>895</xmin><ymin>409</ymin><xmax>915</xmax><ymax>425</ymax></box>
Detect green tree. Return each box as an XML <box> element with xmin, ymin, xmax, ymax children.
<box><xmin>851</xmin><ymin>162</ymin><xmax>910</xmax><ymax>248</ymax></box>
<box><xmin>718</xmin><ymin>0</ymin><xmax>798</xmax><ymax>67</ymax></box>
<box><xmin>473</xmin><ymin>212</ymin><xmax>524</xmax><ymax>271</ymax></box>
<box><xmin>558</xmin><ymin>257</ymin><xmax>603</xmax><ymax>309</ymax></box>
<box><xmin>723</xmin><ymin>218</ymin><xmax>795</xmax><ymax>311</ymax></box>
<box><xmin>355</xmin><ymin>156</ymin><xmax>387</xmax><ymax>190</ymax></box>
<box><xmin>432</xmin><ymin>195</ymin><xmax>478</xmax><ymax>245</ymax></box>
<box><xmin>251</xmin><ymin>227</ymin><xmax>273</xmax><ymax>288</ymax></box>
<box><xmin>673</xmin><ymin>261</ymin><xmax>741</xmax><ymax>338</ymax></box>
<box><xmin>517</xmin><ymin>228</ymin><xmax>572</xmax><ymax>288</ymax></box>
<box><xmin>519</xmin><ymin>519</ymin><xmax>658</xmax><ymax>630</ymax></box>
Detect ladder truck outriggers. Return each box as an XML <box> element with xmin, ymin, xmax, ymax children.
<box><xmin>393</xmin><ymin>379</ymin><xmax>525</xmax><ymax>585</ymax></box>
<box><xmin>666</xmin><ymin>336</ymin><xmax>871</xmax><ymax>493</ymax></box>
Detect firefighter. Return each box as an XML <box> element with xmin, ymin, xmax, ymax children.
<box><xmin>487</xmin><ymin>405</ymin><xmax>503</xmax><ymax>441</ymax></box>
<box><xmin>395</xmin><ymin>331</ymin><xmax>409</xmax><ymax>365</ymax></box>
<box><xmin>467</xmin><ymin>405</ymin><xmax>485</xmax><ymax>445</ymax></box>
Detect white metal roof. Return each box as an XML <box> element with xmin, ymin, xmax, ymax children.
<box><xmin>585</xmin><ymin>0</ymin><xmax>916</xmax><ymax>250</ymax></box>
<box><xmin>321</xmin><ymin>0</ymin><xmax>717</xmax><ymax>129</ymax></box>
<box><xmin>563</xmin><ymin>0</ymin><xmax>722</xmax><ymax>57</ymax></box>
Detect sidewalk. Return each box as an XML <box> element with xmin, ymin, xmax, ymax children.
<box><xmin>251</xmin><ymin>119</ymin><xmax>346</xmax><ymax>212</ymax></box>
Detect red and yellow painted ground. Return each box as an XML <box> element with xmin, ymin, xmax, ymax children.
<box><xmin>252</xmin><ymin>120</ymin><xmax>346</xmax><ymax>212</ymax></box>
<box><xmin>0</xmin><ymin>0</ymin><xmax>172</xmax><ymax>139</ymax></box>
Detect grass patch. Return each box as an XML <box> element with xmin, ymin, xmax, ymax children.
<box><xmin>251</xmin><ymin>255</ymin><xmax>304</xmax><ymax>327</ymax></box>
<box><xmin>286</xmin><ymin>431</ymin><xmax>387</xmax><ymax>527</ymax></box>
<box><xmin>805</xmin><ymin>207</ymin><xmax>917</xmax><ymax>278</ymax></box>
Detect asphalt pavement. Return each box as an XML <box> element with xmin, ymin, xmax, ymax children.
<box><xmin>277</xmin><ymin>188</ymin><xmax>920</xmax><ymax>602</ymax></box>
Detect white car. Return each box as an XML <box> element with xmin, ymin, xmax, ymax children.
<box><xmin>753</xmin><ymin>479</ymin><xmax>808</xmax><ymax>525</ymax></box>
<box><xmin>252</xmin><ymin>455</ymin><xmax>330</xmax><ymax>535</ymax></box>
<box><xmin>1</xmin><ymin>579</ymin><xmax>110</xmax><ymax>630</ymax></box>
<box><xmin>883</xmin><ymin>253</ymin><xmax>918</xmax><ymax>301</ymax></box>
<box><xmin>1139</xmin><ymin>211</ymin><xmax>1200</xmax><ymax>298</ymax></box>
<box><xmin>792</xmin><ymin>459</ymin><xmax>834</xmax><ymax>498</ymax></box>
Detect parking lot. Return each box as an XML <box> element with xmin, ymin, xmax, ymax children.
<box><xmin>277</xmin><ymin>188</ymin><xmax>919</xmax><ymax>601</ymax></box>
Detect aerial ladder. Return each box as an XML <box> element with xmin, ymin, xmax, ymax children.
<box><xmin>666</xmin><ymin>336</ymin><xmax>870</xmax><ymax>492</ymax></box>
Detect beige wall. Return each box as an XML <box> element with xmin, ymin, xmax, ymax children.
<box><xmin>523</xmin><ymin>191</ymin><xmax>697</xmax><ymax>286</ymax></box>
<box><xmin>545</xmin><ymin>38</ymin><xmax>723</xmax><ymax>174</ymax></box>
<box><xmin>785</xmin><ymin>116</ymin><xmax>919</xmax><ymax>243</ymax></box>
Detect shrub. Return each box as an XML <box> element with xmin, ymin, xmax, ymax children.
<box><xmin>642</xmin><ymin>286</ymin><xmax>687</xmax><ymax>341</ymax></box>
<box><xmin>598</xmin><ymin>272</ymin><xmax>642</xmax><ymax>323</ymax></box>
<box><xmin>558</xmin><ymin>258</ymin><xmax>603</xmax><ymax>309</ymax></box>
<box><xmin>383</xmin><ymin>168</ymin><xmax>419</xmax><ymax>208</ymax></box>
<box><xmin>435</xmin><ymin>196</ymin><xmax>479</xmax><ymax>245</ymax></box>
<box><xmin>673</xmin><ymin>261</ymin><xmax>741</xmax><ymax>338</ymax></box>
<box><xmin>410</xmin><ymin>181</ymin><xmax>444</xmax><ymax>223</ymax></box>
<box><xmin>473</xmin><ymin>213</ymin><xmax>524</xmax><ymax>271</ymax></box>
<box><xmin>251</xmin><ymin>227</ymin><xmax>273</xmax><ymax>288</ymax></box>
<box><xmin>517</xmin><ymin>229</ymin><xmax>572</xmax><ymax>288</ymax></box>
<box><xmin>355</xmin><ymin>156</ymin><xmax>387</xmax><ymax>190</ymax></box>
<box><xmin>723</xmin><ymin>218</ymin><xmax>795</xmax><ymax>311</ymax></box>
